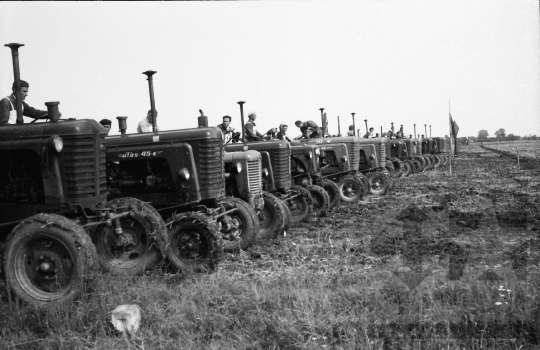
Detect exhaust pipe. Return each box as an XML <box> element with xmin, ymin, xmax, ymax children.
<box><xmin>351</xmin><ymin>112</ymin><xmax>356</xmax><ymax>136</ymax></box>
<box><xmin>45</xmin><ymin>102</ymin><xmax>60</xmax><ymax>122</ymax></box>
<box><xmin>337</xmin><ymin>116</ymin><xmax>340</xmax><ymax>136</ymax></box>
<box><xmin>142</xmin><ymin>70</ymin><xmax>158</xmax><ymax>133</ymax></box>
<box><xmin>414</xmin><ymin>124</ymin><xmax>417</xmax><ymax>139</ymax></box>
<box><xmin>117</xmin><ymin>116</ymin><xmax>127</xmax><ymax>135</ymax></box>
<box><xmin>5</xmin><ymin>43</ymin><xmax>25</xmax><ymax>124</ymax></box>
<box><xmin>430</xmin><ymin>125</ymin><xmax>432</xmax><ymax>137</ymax></box>
<box><xmin>364</xmin><ymin>119</ymin><xmax>368</xmax><ymax>137</ymax></box>
<box><xmin>198</xmin><ymin>109</ymin><xmax>208</xmax><ymax>127</ymax></box>
<box><xmin>238</xmin><ymin>101</ymin><xmax>246</xmax><ymax>144</ymax></box>
<box><xmin>424</xmin><ymin>124</ymin><xmax>427</xmax><ymax>138</ymax></box>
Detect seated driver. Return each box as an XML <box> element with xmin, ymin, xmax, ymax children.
<box><xmin>0</xmin><ymin>80</ymin><xmax>49</xmax><ymax>124</ymax></box>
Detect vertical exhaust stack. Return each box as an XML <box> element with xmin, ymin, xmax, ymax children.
<box><xmin>414</xmin><ymin>124</ymin><xmax>417</xmax><ymax>139</ymax></box>
<box><xmin>45</xmin><ymin>102</ymin><xmax>61</xmax><ymax>122</ymax></box>
<box><xmin>424</xmin><ymin>124</ymin><xmax>427</xmax><ymax>138</ymax></box>
<box><xmin>364</xmin><ymin>119</ymin><xmax>368</xmax><ymax>137</ymax></box>
<box><xmin>351</xmin><ymin>112</ymin><xmax>356</xmax><ymax>136</ymax></box>
<box><xmin>429</xmin><ymin>125</ymin><xmax>432</xmax><ymax>137</ymax></box>
<box><xmin>337</xmin><ymin>116</ymin><xmax>341</xmax><ymax>136</ymax></box>
<box><xmin>5</xmin><ymin>43</ymin><xmax>25</xmax><ymax>124</ymax></box>
<box><xmin>238</xmin><ymin>101</ymin><xmax>246</xmax><ymax>144</ymax></box>
<box><xmin>142</xmin><ymin>70</ymin><xmax>158</xmax><ymax>133</ymax></box>
<box><xmin>380</xmin><ymin>126</ymin><xmax>383</xmax><ymax>137</ymax></box>
<box><xmin>198</xmin><ymin>109</ymin><xmax>208</xmax><ymax>127</ymax></box>
<box><xmin>117</xmin><ymin>116</ymin><xmax>127</xmax><ymax>135</ymax></box>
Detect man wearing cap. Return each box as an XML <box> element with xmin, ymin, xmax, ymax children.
<box><xmin>217</xmin><ymin>115</ymin><xmax>238</xmax><ymax>144</ymax></box>
<box><xmin>395</xmin><ymin>126</ymin><xmax>404</xmax><ymax>139</ymax></box>
<box><xmin>277</xmin><ymin>124</ymin><xmax>291</xmax><ymax>142</ymax></box>
<box><xmin>363</xmin><ymin>127</ymin><xmax>374</xmax><ymax>138</ymax></box>
<box><xmin>295</xmin><ymin>120</ymin><xmax>321</xmax><ymax>138</ymax></box>
<box><xmin>347</xmin><ymin>125</ymin><xmax>355</xmax><ymax>136</ymax></box>
<box><xmin>137</xmin><ymin>109</ymin><xmax>159</xmax><ymax>133</ymax></box>
<box><xmin>99</xmin><ymin>119</ymin><xmax>112</xmax><ymax>135</ymax></box>
<box><xmin>244</xmin><ymin>112</ymin><xmax>264</xmax><ymax>142</ymax></box>
<box><xmin>0</xmin><ymin>80</ymin><xmax>49</xmax><ymax>125</ymax></box>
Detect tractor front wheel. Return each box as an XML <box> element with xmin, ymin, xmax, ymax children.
<box><xmin>218</xmin><ymin>197</ymin><xmax>258</xmax><ymax>252</ymax></box>
<box><xmin>338</xmin><ymin>175</ymin><xmax>364</xmax><ymax>203</ymax></box>
<box><xmin>166</xmin><ymin>212</ymin><xmax>222</xmax><ymax>273</ymax></box>
<box><xmin>322</xmin><ymin>179</ymin><xmax>340</xmax><ymax>210</ymax></box>
<box><xmin>309</xmin><ymin>185</ymin><xmax>330</xmax><ymax>217</ymax></box>
<box><xmin>367</xmin><ymin>171</ymin><xmax>388</xmax><ymax>196</ymax></box>
<box><xmin>3</xmin><ymin>214</ymin><xmax>97</xmax><ymax>307</ymax></box>
<box><xmin>92</xmin><ymin>197</ymin><xmax>168</xmax><ymax>275</ymax></box>
<box><xmin>287</xmin><ymin>185</ymin><xmax>313</xmax><ymax>225</ymax></box>
<box><xmin>258</xmin><ymin>192</ymin><xmax>286</xmax><ymax>239</ymax></box>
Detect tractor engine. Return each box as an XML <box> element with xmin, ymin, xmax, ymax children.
<box><xmin>108</xmin><ymin>158</ymin><xmax>173</xmax><ymax>193</ymax></box>
<box><xmin>0</xmin><ymin>150</ymin><xmax>44</xmax><ymax>204</ymax></box>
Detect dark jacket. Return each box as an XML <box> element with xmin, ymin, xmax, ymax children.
<box><xmin>0</xmin><ymin>94</ymin><xmax>48</xmax><ymax>125</ymax></box>
<box><xmin>244</xmin><ymin>120</ymin><xmax>264</xmax><ymax>142</ymax></box>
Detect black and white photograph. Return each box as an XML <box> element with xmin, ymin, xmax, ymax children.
<box><xmin>0</xmin><ymin>1</ymin><xmax>539</xmax><ymax>349</ymax></box>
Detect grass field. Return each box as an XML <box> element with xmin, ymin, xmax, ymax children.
<box><xmin>1</xmin><ymin>144</ymin><xmax>539</xmax><ymax>350</ymax></box>
<box><xmin>479</xmin><ymin>140</ymin><xmax>540</xmax><ymax>161</ymax></box>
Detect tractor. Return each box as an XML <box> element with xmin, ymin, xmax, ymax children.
<box><xmin>290</xmin><ymin>143</ymin><xmax>336</xmax><ymax>214</ymax></box>
<box><xmin>293</xmin><ymin>136</ymin><xmax>370</xmax><ymax>202</ymax></box>
<box><xmin>105</xmin><ymin>113</ymin><xmax>261</xmax><ymax>256</ymax></box>
<box><xmin>0</xmin><ymin>43</ymin><xmax>188</xmax><ymax>307</ymax></box>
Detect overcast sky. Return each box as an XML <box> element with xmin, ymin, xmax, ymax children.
<box><xmin>1</xmin><ymin>1</ymin><xmax>538</xmax><ymax>138</ymax></box>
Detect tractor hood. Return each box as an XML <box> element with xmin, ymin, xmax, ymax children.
<box><xmin>224</xmin><ymin>150</ymin><xmax>261</xmax><ymax>163</ymax></box>
<box><xmin>0</xmin><ymin>119</ymin><xmax>103</xmax><ymax>139</ymax></box>
<box><xmin>106</xmin><ymin>126</ymin><xmax>222</xmax><ymax>147</ymax></box>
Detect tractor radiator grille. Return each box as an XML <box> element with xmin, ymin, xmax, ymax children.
<box><xmin>199</xmin><ymin>138</ymin><xmax>224</xmax><ymax>192</ymax></box>
<box><xmin>62</xmin><ymin>135</ymin><xmax>107</xmax><ymax>200</ymax></box>
<box><xmin>272</xmin><ymin>147</ymin><xmax>291</xmax><ymax>190</ymax></box>
<box><xmin>377</xmin><ymin>142</ymin><xmax>386</xmax><ymax>168</ymax></box>
<box><xmin>347</xmin><ymin>141</ymin><xmax>360</xmax><ymax>171</ymax></box>
<box><xmin>247</xmin><ymin>159</ymin><xmax>262</xmax><ymax>193</ymax></box>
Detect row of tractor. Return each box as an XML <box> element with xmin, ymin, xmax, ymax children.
<box><xmin>0</xmin><ymin>43</ymin><xmax>450</xmax><ymax>307</ymax></box>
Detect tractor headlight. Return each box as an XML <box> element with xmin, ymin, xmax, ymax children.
<box><xmin>262</xmin><ymin>168</ymin><xmax>269</xmax><ymax>177</ymax></box>
<box><xmin>235</xmin><ymin>162</ymin><xmax>243</xmax><ymax>173</ymax></box>
<box><xmin>369</xmin><ymin>154</ymin><xmax>375</xmax><ymax>160</ymax></box>
<box><xmin>47</xmin><ymin>136</ymin><xmax>63</xmax><ymax>152</ymax></box>
<box><xmin>341</xmin><ymin>155</ymin><xmax>348</xmax><ymax>162</ymax></box>
<box><xmin>178</xmin><ymin>168</ymin><xmax>190</xmax><ymax>181</ymax></box>
<box><xmin>315</xmin><ymin>148</ymin><xmax>320</xmax><ymax>155</ymax></box>
<box><xmin>304</xmin><ymin>151</ymin><xmax>312</xmax><ymax>160</ymax></box>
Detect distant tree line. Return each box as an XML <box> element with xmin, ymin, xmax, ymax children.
<box><xmin>471</xmin><ymin>128</ymin><xmax>538</xmax><ymax>143</ymax></box>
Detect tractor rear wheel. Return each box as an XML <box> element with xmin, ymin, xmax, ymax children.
<box><xmin>287</xmin><ymin>185</ymin><xmax>313</xmax><ymax>225</ymax></box>
<box><xmin>401</xmin><ymin>161</ymin><xmax>412</xmax><ymax>177</ymax></box>
<box><xmin>92</xmin><ymin>197</ymin><xmax>168</xmax><ymax>275</ymax></box>
<box><xmin>424</xmin><ymin>156</ymin><xmax>432</xmax><ymax>170</ymax></box>
<box><xmin>309</xmin><ymin>185</ymin><xmax>330</xmax><ymax>217</ymax></box>
<box><xmin>166</xmin><ymin>212</ymin><xmax>222</xmax><ymax>273</ymax></box>
<box><xmin>355</xmin><ymin>173</ymin><xmax>370</xmax><ymax>195</ymax></box>
<box><xmin>279</xmin><ymin>198</ymin><xmax>292</xmax><ymax>231</ymax></box>
<box><xmin>258</xmin><ymin>192</ymin><xmax>286</xmax><ymax>239</ymax></box>
<box><xmin>338</xmin><ymin>175</ymin><xmax>364</xmax><ymax>203</ymax></box>
<box><xmin>322</xmin><ymin>179</ymin><xmax>340</xmax><ymax>210</ymax></box>
<box><xmin>412</xmin><ymin>155</ymin><xmax>426</xmax><ymax>172</ymax></box>
<box><xmin>390</xmin><ymin>158</ymin><xmax>404</xmax><ymax>178</ymax></box>
<box><xmin>411</xmin><ymin>159</ymin><xmax>422</xmax><ymax>173</ymax></box>
<box><xmin>367</xmin><ymin>171</ymin><xmax>389</xmax><ymax>196</ymax></box>
<box><xmin>433</xmin><ymin>155</ymin><xmax>441</xmax><ymax>168</ymax></box>
<box><xmin>3</xmin><ymin>213</ymin><xmax>97</xmax><ymax>307</ymax></box>
<box><xmin>383</xmin><ymin>170</ymin><xmax>394</xmax><ymax>191</ymax></box>
<box><xmin>218</xmin><ymin>197</ymin><xmax>258</xmax><ymax>252</ymax></box>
